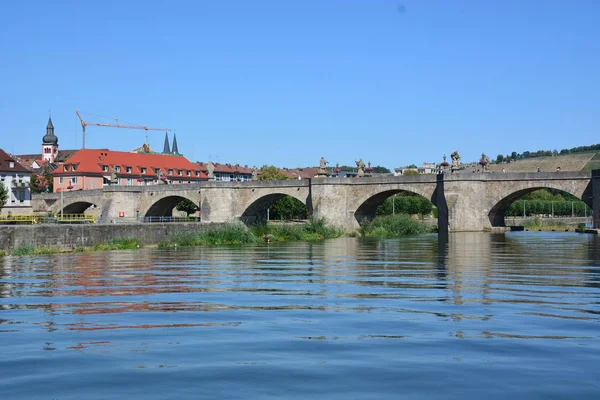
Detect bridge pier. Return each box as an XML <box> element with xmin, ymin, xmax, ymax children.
<box><xmin>593</xmin><ymin>170</ymin><xmax>600</xmax><ymax>229</ymax></box>
<box><xmin>311</xmin><ymin>182</ymin><xmax>360</xmax><ymax>231</ymax></box>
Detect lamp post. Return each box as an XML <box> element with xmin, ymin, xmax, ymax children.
<box><xmin>60</xmin><ymin>181</ymin><xmax>64</xmax><ymax>220</ymax></box>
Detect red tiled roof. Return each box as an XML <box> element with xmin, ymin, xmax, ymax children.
<box><xmin>197</xmin><ymin>162</ymin><xmax>253</xmax><ymax>175</ymax></box>
<box><xmin>0</xmin><ymin>149</ymin><xmax>31</xmax><ymax>173</ymax></box>
<box><xmin>53</xmin><ymin>149</ymin><xmax>206</xmax><ymax>179</ymax></box>
<box><xmin>279</xmin><ymin>168</ymin><xmax>320</xmax><ymax>179</ymax></box>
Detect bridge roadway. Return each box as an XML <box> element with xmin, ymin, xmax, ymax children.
<box><xmin>33</xmin><ymin>170</ymin><xmax>600</xmax><ymax>233</ymax></box>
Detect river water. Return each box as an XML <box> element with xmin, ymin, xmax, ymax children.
<box><xmin>1</xmin><ymin>232</ymin><xmax>599</xmax><ymax>399</ymax></box>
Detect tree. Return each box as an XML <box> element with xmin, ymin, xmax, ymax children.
<box><xmin>496</xmin><ymin>154</ymin><xmax>504</xmax><ymax>163</ymax></box>
<box><xmin>403</xmin><ymin>169</ymin><xmax>420</xmax><ymax>176</ymax></box>
<box><xmin>0</xmin><ymin>182</ymin><xmax>8</xmax><ymax>213</ymax></box>
<box><xmin>258</xmin><ymin>165</ymin><xmax>289</xmax><ymax>181</ymax></box>
<box><xmin>270</xmin><ymin>196</ymin><xmax>308</xmax><ymax>220</ymax></box>
<box><xmin>407</xmin><ymin>164</ymin><xmax>418</xmax><ymax>169</ymax></box>
<box><xmin>31</xmin><ymin>166</ymin><xmax>54</xmax><ymax>193</ymax></box>
<box><xmin>372</xmin><ymin>166</ymin><xmax>391</xmax><ymax>174</ymax></box>
<box><xmin>176</xmin><ymin>198</ymin><xmax>200</xmax><ymax>216</ymax></box>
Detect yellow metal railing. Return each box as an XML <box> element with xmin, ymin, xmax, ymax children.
<box><xmin>0</xmin><ymin>214</ymin><xmax>97</xmax><ymax>224</ymax></box>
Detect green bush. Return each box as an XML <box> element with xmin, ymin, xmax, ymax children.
<box><xmin>160</xmin><ymin>224</ymin><xmax>258</xmax><ymax>247</ymax></box>
<box><xmin>93</xmin><ymin>237</ymin><xmax>142</xmax><ymax>251</ymax></box>
<box><xmin>11</xmin><ymin>246</ymin><xmax>36</xmax><ymax>256</ymax></box>
<box><xmin>360</xmin><ymin>214</ymin><xmax>432</xmax><ymax>237</ymax></box>
<box><xmin>251</xmin><ymin>218</ymin><xmax>343</xmax><ymax>242</ymax></box>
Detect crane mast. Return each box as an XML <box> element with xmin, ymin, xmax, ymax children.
<box><xmin>75</xmin><ymin>110</ymin><xmax>172</xmax><ymax>149</ymax></box>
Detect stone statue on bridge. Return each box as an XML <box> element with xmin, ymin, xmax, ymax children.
<box><xmin>316</xmin><ymin>157</ymin><xmax>330</xmax><ymax>178</ymax></box>
<box><xmin>451</xmin><ymin>151</ymin><xmax>461</xmax><ymax>172</ymax></box>
<box><xmin>251</xmin><ymin>166</ymin><xmax>258</xmax><ymax>180</ymax></box>
<box><xmin>319</xmin><ymin>157</ymin><xmax>328</xmax><ymax>171</ymax></box>
<box><xmin>356</xmin><ymin>158</ymin><xmax>365</xmax><ymax>177</ymax></box>
<box><xmin>110</xmin><ymin>165</ymin><xmax>118</xmax><ymax>185</ymax></box>
<box><xmin>207</xmin><ymin>162</ymin><xmax>215</xmax><ymax>179</ymax></box>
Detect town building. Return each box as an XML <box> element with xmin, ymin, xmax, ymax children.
<box><xmin>197</xmin><ymin>162</ymin><xmax>253</xmax><ymax>182</ymax></box>
<box><xmin>15</xmin><ymin>116</ymin><xmax>78</xmax><ymax>174</ymax></box>
<box><xmin>394</xmin><ymin>162</ymin><xmax>438</xmax><ymax>176</ymax></box>
<box><xmin>53</xmin><ymin>149</ymin><xmax>207</xmax><ymax>191</ymax></box>
<box><xmin>0</xmin><ymin>149</ymin><xmax>32</xmax><ymax>215</ymax></box>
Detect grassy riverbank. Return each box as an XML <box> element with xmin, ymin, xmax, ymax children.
<box><xmin>158</xmin><ymin>218</ymin><xmax>344</xmax><ymax>247</ymax></box>
<box><xmin>7</xmin><ymin>237</ymin><xmax>144</xmax><ymax>256</ymax></box>
<box><xmin>0</xmin><ymin>217</ymin><xmax>433</xmax><ymax>257</ymax></box>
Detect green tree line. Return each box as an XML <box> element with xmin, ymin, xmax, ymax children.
<box><xmin>493</xmin><ymin>143</ymin><xmax>600</xmax><ymax>164</ymax></box>
<box><xmin>505</xmin><ymin>200</ymin><xmax>591</xmax><ymax>217</ymax></box>
<box><xmin>376</xmin><ymin>194</ymin><xmax>433</xmax><ymax>216</ymax></box>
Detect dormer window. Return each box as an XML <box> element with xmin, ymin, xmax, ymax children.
<box><xmin>115</xmin><ymin>166</ymin><xmax>121</xmax><ymax>172</ymax></box>
<box><xmin>9</xmin><ymin>161</ymin><xmax>14</xmax><ymax>168</ymax></box>
<box><xmin>126</xmin><ymin>167</ymin><xmax>132</xmax><ymax>173</ymax></box>
<box><xmin>72</xmin><ymin>165</ymin><xmax>77</xmax><ymax>171</ymax></box>
<box><xmin>102</xmin><ymin>165</ymin><xmax>108</xmax><ymax>172</ymax></box>
<box><xmin>63</xmin><ymin>165</ymin><xmax>69</xmax><ymax>171</ymax></box>
<box><xmin>186</xmin><ymin>170</ymin><xmax>190</xmax><ymax>176</ymax></box>
<box><xmin>178</xmin><ymin>170</ymin><xmax>182</xmax><ymax>176</ymax></box>
<box><xmin>195</xmin><ymin>171</ymin><xmax>200</xmax><ymax>177</ymax></box>
<box><xmin>141</xmin><ymin>167</ymin><xmax>147</xmax><ymax>174</ymax></box>
<box><xmin>168</xmin><ymin>169</ymin><xmax>173</xmax><ymax>176</ymax></box>
<box><xmin>154</xmin><ymin>168</ymin><xmax>161</xmax><ymax>175</ymax></box>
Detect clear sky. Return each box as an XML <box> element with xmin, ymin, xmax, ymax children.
<box><xmin>1</xmin><ymin>0</ymin><xmax>598</xmax><ymax>169</ymax></box>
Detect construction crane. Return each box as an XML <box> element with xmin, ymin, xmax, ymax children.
<box><xmin>75</xmin><ymin>110</ymin><xmax>172</xmax><ymax>149</ymax></box>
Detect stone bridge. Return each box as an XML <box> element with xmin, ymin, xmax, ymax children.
<box><xmin>32</xmin><ymin>171</ymin><xmax>600</xmax><ymax>232</ymax></box>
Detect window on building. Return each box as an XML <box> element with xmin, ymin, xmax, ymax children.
<box><xmin>102</xmin><ymin>165</ymin><xmax>108</xmax><ymax>172</ymax></box>
<box><xmin>195</xmin><ymin>171</ymin><xmax>200</xmax><ymax>177</ymax></box>
<box><xmin>126</xmin><ymin>167</ymin><xmax>132</xmax><ymax>173</ymax></box>
<box><xmin>71</xmin><ymin>177</ymin><xmax>78</xmax><ymax>184</ymax></box>
<box><xmin>141</xmin><ymin>167</ymin><xmax>147</xmax><ymax>174</ymax></box>
<box><xmin>168</xmin><ymin>169</ymin><xmax>173</xmax><ymax>175</ymax></box>
<box><xmin>115</xmin><ymin>166</ymin><xmax>121</xmax><ymax>172</ymax></box>
<box><xmin>127</xmin><ymin>178</ymin><xmax>133</xmax><ymax>186</ymax></box>
<box><xmin>59</xmin><ymin>177</ymin><xmax>63</xmax><ymax>184</ymax></box>
<box><xmin>155</xmin><ymin>168</ymin><xmax>161</xmax><ymax>174</ymax></box>
<box><xmin>186</xmin><ymin>170</ymin><xmax>190</xmax><ymax>176</ymax></box>
<box><xmin>72</xmin><ymin>165</ymin><xmax>77</xmax><ymax>171</ymax></box>
<box><xmin>63</xmin><ymin>165</ymin><xmax>69</xmax><ymax>171</ymax></box>
<box><xmin>178</xmin><ymin>170</ymin><xmax>182</xmax><ymax>176</ymax></box>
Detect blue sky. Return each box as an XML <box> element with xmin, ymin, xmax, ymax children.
<box><xmin>1</xmin><ymin>0</ymin><xmax>599</xmax><ymax>169</ymax></box>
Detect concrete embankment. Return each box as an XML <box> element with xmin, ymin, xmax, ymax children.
<box><xmin>0</xmin><ymin>223</ymin><xmax>213</xmax><ymax>253</ymax></box>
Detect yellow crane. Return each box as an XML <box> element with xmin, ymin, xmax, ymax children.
<box><xmin>75</xmin><ymin>110</ymin><xmax>171</xmax><ymax>149</ymax></box>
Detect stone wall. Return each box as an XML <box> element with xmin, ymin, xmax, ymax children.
<box><xmin>0</xmin><ymin>223</ymin><xmax>211</xmax><ymax>253</ymax></box>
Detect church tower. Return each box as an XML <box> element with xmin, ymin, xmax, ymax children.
<box><xmin>42</xmin><ymin>116</ymin><xmax>59</xmax><ymax>163</ymax></box>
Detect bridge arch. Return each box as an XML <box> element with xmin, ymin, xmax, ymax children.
<box><xmin>354</xmin><ymin>189</ymin><xmax>437</xmax><ymax>225</ymax></box>
<box><xmin>61</xmin><ymin>201</ymin><xmax>97</xmax><ymax>215</ymax></box>
<box><xmin>240</xmin><ymin>191</ymin><xmax>309</xmax><ymax>225</ymax></box>
<box><xmin>487</xmin><ymin>185</ymin><xmax>593</xmax><ymax>227</ymax></box>
<box><xmin>144</xmin><ymin>195</ymin><xmax>200</xmax><ymax>218</ymax></box>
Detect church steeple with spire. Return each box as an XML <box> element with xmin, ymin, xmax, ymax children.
<box><xmin>42</xmin><ymin>115</ymin><xmax>59</xmax><ymax>163</ymax></box>
<box><xmin>172</xmin><ymin>133</ymin><xmax>179</xmax><ymax>155</ymax></box>
<box><xmin>162</xmin><ymin>132</ymin><xmax>171</xmax><ymax>154</ymax></box>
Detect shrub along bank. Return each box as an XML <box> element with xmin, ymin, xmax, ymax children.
<box><xmin>360</xmin><ymin>214</ymin><xmax>433</xmax><ymax>237</ymax></box>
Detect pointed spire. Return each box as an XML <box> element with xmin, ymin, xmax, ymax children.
<box><xmin>172</xmin><ymin>133</ymin><xmax>179</xmax><ymax>155</ymax></box>
<box><xmin>163</xmin><ymin>132</ymin><xmax>171</xmax><ymax>154</ymax></box>
<box><xmin>46</xmin><ymin>116</ymin><xmax>54</xmax><ymax>134</ymax></box>
<box><xmin>43</xmin><ymin>116</ymin><xmax>58</xmax><ymax>145</ymax></box>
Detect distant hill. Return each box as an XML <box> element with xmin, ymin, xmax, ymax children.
<box><xmin>473</xmin><ymin>152</ymin><xmax>598</xmax><ymax>172</ymax></box>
